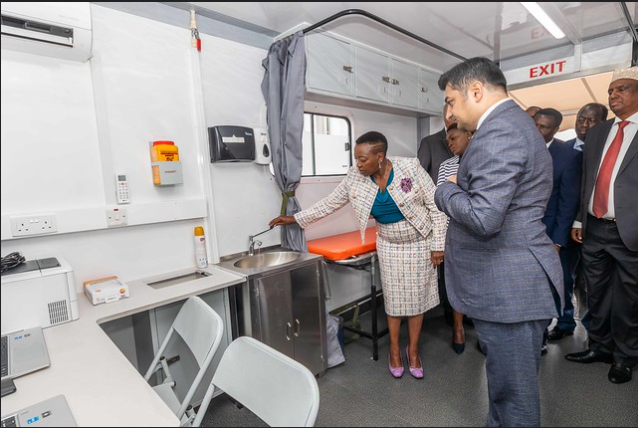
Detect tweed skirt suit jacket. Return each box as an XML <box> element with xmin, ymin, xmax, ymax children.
<box><xmin>295</xmin><ymin>157</ymin><xmax>447</xmax><ymax>316</ymax></box>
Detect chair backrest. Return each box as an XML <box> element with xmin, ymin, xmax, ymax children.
<box><xmin>193</xmin><ymin>336</ymin><xmax>320</xmax><ymax>427</ymax></box>
<box><xmin>144</xmin><ymin>296</ymin><xmax>224</xmax><ymax>421</ymax></box>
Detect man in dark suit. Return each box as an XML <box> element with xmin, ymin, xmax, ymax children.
<box><xmin>534</xmin><ymin>108</ymin><xmax>581</xmax><ymax>343</ymax></box>
<box><xmin>566</xmin><ymin>68</ymin><xmax>638</xmax><ymax>385</ymax></box>
<box><xmin>435</xmin><ymin>58</ymin><xmax>562</xmax><ymax>427</ymax></box>
<box><xmin>565</xmin><ymin>103</ymin><xmax>609</xmax><ymax>333</ymax></box>
<box><xmin>417</xmin><ymin>104</ymin><xmax>455</xmax><ymax>184</ymax></box>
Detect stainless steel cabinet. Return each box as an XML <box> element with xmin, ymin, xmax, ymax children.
<box><xmin>242</xmin><ymin>261</ymin><xmax>327</xmax><ymax>376</ymax></box>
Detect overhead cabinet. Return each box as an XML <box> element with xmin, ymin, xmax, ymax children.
<box><xmin>306</xmin><ymin>33</ymin><xmax>441</xmax><ymax>115</ymax></box>
<box><xmin>306</xmin><ymin>33</ymin><xmax>354</xmax><ymax>96</ymax></box>
<box><xmin>419</xmin><ymin>68</ymin><xmax>445</xmax><ymax>114</ymax></box>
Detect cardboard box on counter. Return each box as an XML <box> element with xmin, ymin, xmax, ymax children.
<box><xmin>83</xmin><ymin>276</ymin><xmax>129</xmax><ymax>305</ymax></box>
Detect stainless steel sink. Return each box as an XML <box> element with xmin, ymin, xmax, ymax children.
<box><xmin>233</xmin><ymin>251</ymin><xmax>301</xmax><ymax>269</ymax></box>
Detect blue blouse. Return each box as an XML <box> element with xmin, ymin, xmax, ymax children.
<box><xmin>370</xmin><ymin>168</ymin><xmax>405</xmax><ymax>224</ymax></box>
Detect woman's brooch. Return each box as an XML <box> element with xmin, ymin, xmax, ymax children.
<box><xmin>400</xmin><ymin>177</ymin><xmax>413</xmax><ymax>193</ymax></box>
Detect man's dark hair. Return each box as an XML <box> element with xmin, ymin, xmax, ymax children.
<box><xmin>446</xmin><ymin>123</ymin><xmax>459</xmax><ymax>132</ymax></box>
<box><xmin>580</xmin><ymin>103</ymin><xmax>609</xmax><ymax>121</ymax></box>
<box><xmin>356</xmin><ymin>131</ymin><xmax>388</xmax><ymax>155</ymax></box>
<box><xmin>438</xmin><ymin>57</ymin><xmax>507</xmax><ymax>93</ymax></box>
<box><xmin>534</xmin><ymin>108</ymin><xmax>563</xmax><ymax>128</ymax></box>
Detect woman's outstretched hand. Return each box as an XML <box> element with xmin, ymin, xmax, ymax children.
<box><xmin>269</xmin><ymin>215</ymin><xmax>297</xmax><ymax>227</ymax></box>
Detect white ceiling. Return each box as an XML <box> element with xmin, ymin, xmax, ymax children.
<box><xmin>186</xmin><ymin>2</ymin><xmax>630</xmax><ymax>129</ymax></box>
<box><xmin>189</xmin><ymin>2</ymin><xmax>637</xmax><ymax>71</ymax></box>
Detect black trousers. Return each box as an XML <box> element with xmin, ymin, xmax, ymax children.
<box><xmin>583</xmin><ymin>216</ymin><xmax>638</xmax><ymax>367</ymax></box>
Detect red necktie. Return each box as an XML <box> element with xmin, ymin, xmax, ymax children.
<box><xmin>592</xmin><ymin>121</ymin><xmax>629</xmax><ymax>218</ymax></box>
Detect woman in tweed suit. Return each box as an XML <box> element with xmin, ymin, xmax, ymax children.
<box><xmin>270</xmin><ymin>131</ymin><xmax>446</xmax><ymax>379</ymax></box>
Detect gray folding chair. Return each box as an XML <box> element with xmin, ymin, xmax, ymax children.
<box><xmin>193</xmin><ymin>336</ymin><xmax>320</xmax><ymax>427</ymax></box>
<box><xmin>144</xmin><ymin>296</ymin><xmax>223</xmax><ymax>426</ymax></box>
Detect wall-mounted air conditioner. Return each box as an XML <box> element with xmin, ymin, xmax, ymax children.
<box><xmin>1</xmin><ymin>2</ymin><xmax>92</xmax><ymax>62</ymax></box>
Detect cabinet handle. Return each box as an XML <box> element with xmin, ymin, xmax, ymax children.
<box><xmin>420</xmin><ymin>86</ymin><xmax>428</xmax><ymax>93</ymax></box>
<box><xmin>382</xmin><ymin>76</ymin><xmax>391</xmax><ymax>83</ymax></box>
<box><xmin>294</xmin><ymin>319</ymin><xmax>301</xmax><ymax>337</ymax></box>
<box><xmin>342</xmin><ymin>65</ymin><xmax>353</xmax><ymax>73</ymax></box>
<box><xmin>286</xmin><ymin>322</ymin><xmax>292</xmax><ymax>341</ymax></box>
<box><xmin>392</xmin><ymin>78</ymin><xmax>400</xmax><ymax>85</ymax></box>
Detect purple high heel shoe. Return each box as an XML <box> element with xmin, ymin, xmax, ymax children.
<box><xmin>388</xmin><ymin>351</ymin><xmax>404</xmax><ymax>378</ymax></box>
<box><xmin>405</xmin><ymin>346</ymin><xmax>424</xmax><ymax>379</ymax></box>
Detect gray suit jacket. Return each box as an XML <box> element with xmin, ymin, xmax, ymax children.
<box><xmin>417</xmin><ymin>128</ymin><xmax>453</xmax><ymax>184</ymax></box>
<box><xmin>577</xmin><ymin>120</ymin><xmax>638</xmax><ymax>251</ymax></box>
<box><xmin>435</xmin><ymin>100</ymin><xmax>563</xmax><ymax>323</ymax></box>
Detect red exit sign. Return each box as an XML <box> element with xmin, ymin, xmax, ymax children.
<box><xmin>529</xmin><ymin>60</ymin><xmax>568</xmax><ymax>79</ymax></box>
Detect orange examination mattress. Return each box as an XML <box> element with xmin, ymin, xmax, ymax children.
<box><xmin>307</xmin><ymin>227</ymin><xmax>377</xmax><ymax>261</ymax></box>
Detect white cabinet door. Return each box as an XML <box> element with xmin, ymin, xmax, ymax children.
<box><xmin>390</xmin><ymin>59</ymin><xmax>419</xmax><ymax>109</ymax></box>
<box><xmin>354</xmin><ymin>45</ymin><xmax>389</xmax><ymax>103</ymax></box>
<box><xmin>419</xmin><ymin>68</ymin><xmax>445</xmax><ymax>114</ymax></box>
<box><xmin>306</xmin><ymin>34</ymin><xmax>354</xmax><ymax>96</ymax></box>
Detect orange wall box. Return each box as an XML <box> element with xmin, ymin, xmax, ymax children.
<box><xmin>150</xmin><ymin>140</ymin><xmax>183</xmax><ymax>186</ymax></box>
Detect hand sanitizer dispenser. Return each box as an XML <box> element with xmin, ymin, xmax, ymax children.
<box><xmin>253</xmin><ymin>127</ymin><xmax>271</xmax><ymax>165</ymax></box>
<box><xmin>208</xmin><ymin>126</ymin><xmax>255</xmax><ymax>162</ymax></box>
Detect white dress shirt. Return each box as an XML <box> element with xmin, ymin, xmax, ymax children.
<box><xmin>573</xmin><ymin>138</ymin><xmax>585</xmax><ymax>152</ymax></box>
<box><xmin>546</xmin><ymin>138</ymin><xmax>555</xmax><ymax>149</ymax></box>
<box><xmin>573</xmin><ymin>112</ymin><xmax>638</xmax><ymax>227</ymax></box>
<box><xmin>476</xmin><ymin>98</ymin><xmax>511</xmax><ymax>131</ymax></box>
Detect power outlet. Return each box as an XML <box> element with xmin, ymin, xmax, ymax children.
<box><xmin>106</xmin><ymin>208</ymin><xmax>128</xmax><ymax>227</ymax></box>
<box><xmin>10</xmin><ymin>214</ymin><xmax>58</xmax><ymax>237</ymax></box>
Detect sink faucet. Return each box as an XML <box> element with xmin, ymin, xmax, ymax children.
<box><xmin>248</xmin><ymin>226</ymin><xmax>274</xmax><ymax>256</ymax></box>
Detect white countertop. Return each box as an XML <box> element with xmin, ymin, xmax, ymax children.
<box><xmin>1</xmin><ymin>265</ymin><xmax>245</xmax><ymax>427</ymax></box>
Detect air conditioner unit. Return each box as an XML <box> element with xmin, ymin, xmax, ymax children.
<box><xmin>1</xmin><ymin>2</ymin><xmax>92</xmax><ymax>62</ymax></box>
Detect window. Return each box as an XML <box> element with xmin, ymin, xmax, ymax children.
<box><xmin>302</xmin><ymin>113</ymin><xmax>352</xmax><ymax>176</ymax></box>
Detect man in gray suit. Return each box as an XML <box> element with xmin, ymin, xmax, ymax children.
<box><xmin>435</xmin><ymin>58</ymin><xmax>562</xmax><ymax>427</ymax></box>
<box><xmin>566</xmin><ymin>67</ymin><xmax>638</xmax><ymax>384</ymax></box>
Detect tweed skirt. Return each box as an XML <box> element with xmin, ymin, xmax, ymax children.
<box><xmin>376</xmin><ymin>219</ymin><xmax>439</xmax><ymax>317</ymax></box>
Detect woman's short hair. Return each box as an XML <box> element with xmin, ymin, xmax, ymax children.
<box><xmin>356</xmin><ymin>131</ymin><xmax>388</xmax><ymax>155</ymax></box>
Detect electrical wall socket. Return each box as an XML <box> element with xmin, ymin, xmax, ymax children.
<box><xmin>10</xmin><ymin>214</ymin><xmax>58</xmax><ymax>237</ymax></box>
<box><xmin>106</xmin><ymin>208</ymin><xmax>128</xmax><ymax>227</ymax></box>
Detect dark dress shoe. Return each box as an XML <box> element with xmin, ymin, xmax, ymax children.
<box><xmin>547</xmin><ymin>328</ymin><xmax>574</xmax><ymax>341</ymax></box>
<box><xmin>541</xmin><ymin>344</ymin><xmax>548</xmax><ymax>356</ymax></box>
<box><xmin>452</xmin><ymin>341</ymin><xmax>465</xmax><ymax>354</ymax></box>
<box><xmin>564</xmin><ymin>349</ymin><xmax>614</xmax><ymax>364</ymax></box>
<box><xmin>608</xmin><ymin>363</ymin><xmax>632</xmax><ymax>384</ymax></box>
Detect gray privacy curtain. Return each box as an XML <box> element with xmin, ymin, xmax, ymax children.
<box><xmin>261</xmin><ymin>31</ymin><xmax>307</xmax><ymax>252</ymax></box>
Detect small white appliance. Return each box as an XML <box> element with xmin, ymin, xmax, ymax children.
<box><xmin>1</xmin><ymin>257</ymin><xmax>79</xmax><ymax>334</ymax></box>
<box><xmin>253</xmin><ymin>127</ymin><xmax>272</xmax><ymax>165</ymax></box>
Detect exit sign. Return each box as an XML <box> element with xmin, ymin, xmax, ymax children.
<box><xmin>529</xmin><ymin>60</ymin><xmax>568</xmax><ymax>79</ymax></box>
<box><xmin>503</xmin><ymin>57</ymin><xmax>574</xmax><ymax>85</ymax></box>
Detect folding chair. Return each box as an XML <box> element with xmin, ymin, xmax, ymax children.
<box><xmin>193</xmin><ymin>336</ymin><xmax>320</xmax><ymax>427</ymax></box>
<box><xmin>144</xmin><ymin>296</ymin><xmax>223</xmax><ymax>426</ymax></box>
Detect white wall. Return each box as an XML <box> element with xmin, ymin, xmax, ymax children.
<box><xmin>1</xmin><ymin>5</ymin><xmax>211</xmax><ymax>289</ymax></box>
<box><xmin>198</xmin><ymin>34</ymin><xmax>282</xmax><ymax>258</ymax></box>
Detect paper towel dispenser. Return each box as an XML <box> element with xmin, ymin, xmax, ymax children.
<box><xmin>208</xmin><ymin>126</ymin><xmax>255</xmax><ymax>162</ymax></box>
